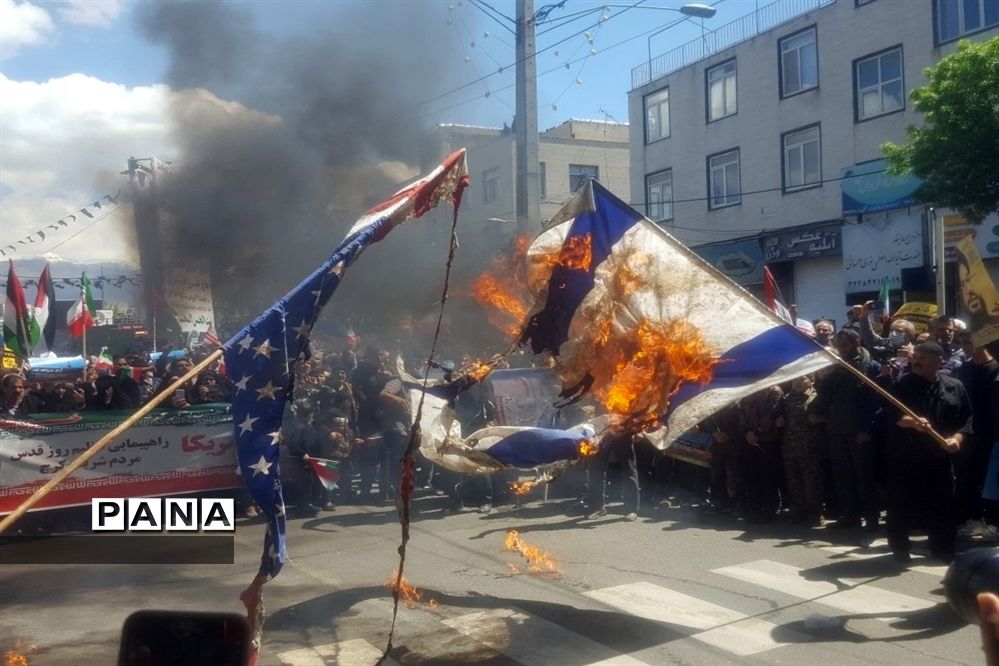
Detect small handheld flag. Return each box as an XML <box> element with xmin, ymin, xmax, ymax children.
<box><xmin>306</xmin><ymin>456</ymin><xmax>341</xmax><ymax>491</ymax></box>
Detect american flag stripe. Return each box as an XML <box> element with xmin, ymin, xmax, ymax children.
<box><xmin>223</xmin><ymin>149</ymin><xmax>468</xmax><ymax>581</ymax></box>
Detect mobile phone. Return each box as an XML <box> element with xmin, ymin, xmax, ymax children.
<box><xmin>173</xmin><ymin>389</ymin><xmax>186</xmax><ymax>401</ymax></box>
<box><xmin>118</xmin><ymin>610</ymin><xmax>250</xmax><ymax>666</ymax></box>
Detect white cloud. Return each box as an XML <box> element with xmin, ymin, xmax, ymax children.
<box><xmin>0</xmin><ymin>0</ymin><xmax>55</xmax><ymax>57</ymax></box>
<box><xmin>58</xmin><ymin>0</ymin><xmax>123</xmax><ymax>27</ymax></box>
<box><xmin>0</xmin><ymin>74</ymin><xmax>282</xmax><ymax>265</ymax></box>
<box><xmin>0</xmin><ymin>73</ymin><xmax>173</xmax><ymax>263</ymax></box>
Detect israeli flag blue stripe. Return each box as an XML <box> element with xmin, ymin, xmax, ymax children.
<box><xmin>522</xmin><ymin>182</ymin><xmax>641</xmax><ymax>355</ymax></box>
<box><xmin>486</xmin><ymin>428</ymin><xmax>590</xmax><ymax>468</ymax></box>
<box><xmin>668</xmin><ymin>325</ymin><xmax>823</xmax><ymax>415</ymax></box>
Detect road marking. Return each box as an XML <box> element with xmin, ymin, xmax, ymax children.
<box><xmin>585</xmin><ymin>582</ymin><xmax>792</xmax><ymax>656</ymax></box>
<box><xmin>442</xmin><ymin>608</ymin><xmax>647</xmax><ymax>665</ymax></box>
<box><xmin>277</xmin><ymin>638</ymin><xmax>397</xmax><ymax>666</ymax></box>
<box><xmin>820</xmin><ymin>543</ymin><xmax>949</xmax><ymax>578</ymax></box>
<box><xmin>713</xmin><ymin>559</ymin><xmax>935</xmax><ymax>620</ymax></box>
<box><xmin>820</xmin><ymin>539</ymin><xmax>890</xmax><ymax>560</ymax></box>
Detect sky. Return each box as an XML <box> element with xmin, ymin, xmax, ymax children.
<box><xmin>0</xmin><ymin>0</ymin><xmax>760</xmax><ymax>265</ymax></box>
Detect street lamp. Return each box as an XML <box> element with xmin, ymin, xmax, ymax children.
<box><xmin>636</xmin><ymin>4</ymin><xmax>719</xmax><ymax>81</ymax></box>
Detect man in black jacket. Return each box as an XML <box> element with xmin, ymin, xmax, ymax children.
<box><xmin>886</xmin><ymin>341</ymin><xmax>972</xmax><ymax>563</ymax></box>
<box><xmin>808</xmin><ymin>329</ymin><xmax>882</xmax><ymax>530</ymax></box>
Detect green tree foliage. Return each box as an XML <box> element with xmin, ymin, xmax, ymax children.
<box><xmin>882</xmin><ymin>37</ymin><xmax>999</xmax><ymax>223</ymax></box>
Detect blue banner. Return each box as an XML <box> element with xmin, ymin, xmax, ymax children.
<box><xmin>841</xmin><ymin>159</ymin><xmax>921</xmax><ymax>215</ymax></box>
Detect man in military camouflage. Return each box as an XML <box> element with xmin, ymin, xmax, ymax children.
<box><xmin>780</xmin><ymin>375</ymin><xmax>825</xmax><ymax>526</ymax></box>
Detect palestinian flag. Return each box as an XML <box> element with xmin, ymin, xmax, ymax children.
<box><xmin>94</xmin><ymin>346</ymin><xmax>114</xmax><ymax>373</ymax></box>
<box><xmin>306</xmin><ymin>456</ymin><xmax>341</xmax><ymax>491</ymax></box>
<box><xmin>67</xmin><ymin>272</ymin><xmax>96</xmax><ymax>338</ymax></box>
<box><xmin>3</xmin><ymin>260</ymin><xmax>33</xmax><ymax>358</ymax></box>
<box><xmin>29</xmin><ymin>263</ymin><xmax>56</xmax><ymax>352</ymax></box>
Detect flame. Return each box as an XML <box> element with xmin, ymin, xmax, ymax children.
<box><xmin>591</xmin><ymin>319</ymin><xmax>720</xmax><ymax>421</ymax></box>
<box><xmin>468</xmin><ymin>361</ymin><xmax>493</xmax><ymax>383</ymax></box>
<box><xmin>537</xmin><ymin>234</ymin><xmax>592</xmax><ymax>273</ymax></box>
<box><xmin>471</xmin><ymin>273</ymin><xmax>529</xmax><ymax>338</ymax></box>
<box><xmin>4</xmin><ymin>641</ymin><xmax>39</xmax><ymax>666</ymax></box>
<box><xmin>504</xmin><ymin>530</ymin><xmax>560</xmax><ymax>576</ymax></box>
<box><xmin>384</xmin><ymin>570</ymin><xmax>438</xmax><ymax>611</ymax></box>
<box><xmin>577</xmin><ymin>439</ymin><xmax>599</xmax><ymax>457</ymax></box>
<box><xmin>508</xmin><ymin>480</ymin><xmax>537</xmax><ymax>495</ymax></box>
<box><xmin>470</xmin><ymin>234</ymin><xmax>534</xmax><ymax>338</ymax></box>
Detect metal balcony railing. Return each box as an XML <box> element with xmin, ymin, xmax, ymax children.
<box><xmin>631</xmin><ymin>0</ymin><xmax>837</xmax><ymax>89</ymax></box>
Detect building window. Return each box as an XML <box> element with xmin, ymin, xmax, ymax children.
<box><xmin>855</xmin><ymin>47</ymin><xmax>904</xmax><ymax>120</ymax></box>
<box><xmin>539</xmin><ymin>162</ymin><xmax>547</xmax><ymax>199</ymax></box>
<box><xmin>708</xmin><ymin>149</ymin><xmax>740</xmax><ymax>209</ymax></box>
<box><xmin>646</xmin><ymin>170</ymin><xmax>673</xmax><ymax>221</ymax></box>
<box><xmin>569</xmin><ymin>164</ymin><xmax>598</xmax><ymax>192</ymax></box>
<box><xmin>644</xmin><ymin>87</ymin><xmax>670</xmax><ymax>143</ymax></box>
<box><xmin>782</xmin><ymin>125</ymin><xmax>821</xmax><ymax>191</ymax></box>
<box><xmin>779</xmin><ymin>27</ymin><xmax>818</xmax><ymax>97</ymax></box>
<box><xmin>937</xmin><ymin>0</ymin><xmax>999</xmax><ymax>43</ymax></box>
<box><xmin>483</xmin><ymin>167</ymin><xmax>499</xmax><ymax>203</ymax></box>
<box><xmin>707</xmin><ymin>59</ymin><xmax>737</xmax><ymax>121</ymax></box>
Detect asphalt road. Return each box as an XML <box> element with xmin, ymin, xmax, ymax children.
<box><xmin>0</xmin><ymin>489</ymin><xmax>988</xmax><ymax>665</ymax></box>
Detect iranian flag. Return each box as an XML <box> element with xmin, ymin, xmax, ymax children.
<box><xmin>29</xmin><ymin>263</ymin><xmax>56</xmax><ymax>353</ymax></box>
<box><xmin>3</xmin><ymin>260</ymin><xmax>33</xmax><ymax>357</ymax></box>
<box><xmin>66</xmin><ymin>272</ymin><xmax>96</xmax><ymax>338</ymax></box>
<box><xmin>94</xmin><ymin>346</ymin><xmax>114</xmax><ymax>373</ymax></box>
<box><xmin>305</xmin><ymin>456</ymin><xmax>341</xmax><ymax>491</ymax></box>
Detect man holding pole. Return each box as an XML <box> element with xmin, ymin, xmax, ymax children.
<box><xmin>885</xmin><ymin>341</ymin><xmax>972</xmax><ymax>564</ymax></box>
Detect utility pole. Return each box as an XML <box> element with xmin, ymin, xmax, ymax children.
<box><xmin>515</xmin><ymin>0</ymin><xmax>541</xmax><ymax>236</ymax></box>
<box><xmin>126</xmin><ymin>157</ymin><xmax>165</xmax><ymax>349</ymax></box>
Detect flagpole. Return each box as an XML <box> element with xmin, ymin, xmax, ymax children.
<box><xmin>0</xmin><ymin>347</ymin><xmax>225</xmax><ymax>535</ymax></box>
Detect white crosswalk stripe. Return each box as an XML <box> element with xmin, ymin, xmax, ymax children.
<box><xmin>442</xmin><ymin>608</ymin><xmax>647</xmax><ymax>665</ymax></box>
<box><xmin>713</xmin><ymin>559</ymin><xmax>935</xmax><ymax>620</ymax></box>
<box><xmin>276</xmin><ymin>553</ymin><xmax>947</xmax><ymax>664</ymax></box>
<box><xmin>819</xmin><ymin>540</ymin><xmax>950</xmax><ymax>578</ymax></box>
<box><xmin>585</xmin><ymin>582</ymin><xmax>799</xmax><ymax>656</ymax></box>
<box><xmin>277</xmin><ymin>638</ymin><xmax>399</xmax><ymax>666</ymax></box>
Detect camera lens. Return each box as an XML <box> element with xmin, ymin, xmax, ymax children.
<box><xmin>943</xmin><ymin>547</ymin><xmax>999</xmax><ymax>624</ymax></box>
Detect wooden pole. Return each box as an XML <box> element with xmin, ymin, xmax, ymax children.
<box><xmin>0</xmin><ymin>347</ymin><xmax>225</xmax><ymax>535</ymax></box>
<box><xmin>828</xmin><ymin>351</ymin><xmax>953</xmax><ymax>450</ymax></box>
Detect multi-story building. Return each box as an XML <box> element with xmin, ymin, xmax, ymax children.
<box><xmin>421</xmin><ymin>119</ymin><xmax>630</xmax><ymax>248</ymax></box>
<box><xmin>629</xmin><ymin>0</ymin><xmax>999</xmax><ymax>325</ymax></box>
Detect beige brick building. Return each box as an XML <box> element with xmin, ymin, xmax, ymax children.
<box><xmin>421</xmin><ymin>119</ymin><xmax>630</xmax><ymax>244</ymax></box>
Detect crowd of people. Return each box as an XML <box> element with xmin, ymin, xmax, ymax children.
<box><xmin>700</xmin><ymin>304</ymin><xmax>998</xmax><ymax>564</ymax></box>
<box><xmin>2</xmin><ymin>303</ymin><xmax>997</xmax><ymax>566</ymax></box>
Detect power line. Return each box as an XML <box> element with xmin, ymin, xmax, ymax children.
<box><xmin>468</xmin><ymin>0</ymin><xmax>517</xmax><ymax>33</ymax></box>
<box><xmin>386</xmin><ymin>0</ymin><xmax>652</xmax><ymax>120</ymax></box>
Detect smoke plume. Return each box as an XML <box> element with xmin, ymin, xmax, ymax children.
<box><xmin>133</xmin><ymin>0</ymin><xmax>476</xmax><ymax>347</ymax></box>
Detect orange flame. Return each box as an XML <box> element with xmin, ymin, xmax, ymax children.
<box><xmin>468</xmin><ymin>361</ymin><xmax>493</xmax><ymax>383</ymax></box>
<box><xmin>539</xmin><ymin>234</ymin><xmax>593</xmax><ymax>272</ymax></box>
<box><xmin>384</xmin><ymin>570</ymin><xmax>439</xmax><ymax>611</ymax></box>
<box><xmin>470</xmin><ymin>235</ymin><xmax>533</xmax><ymax>338</ymax></box>
<box><xmin>590</xmin><ymin>319</ymin><xmax>719</xmax><ymax>421</ymax></box>
<box><xmin>471</xmin><ymin>273</ymin><xmax>529</xmax><ymax>338</ymax></box>
<box><xmin>508</xmin><ymin>480</ymin><xmax>537</xmax><ymax>495</ymax></box>
<box><xmin>504</xmin><ymin>530</ymin><xmax>560</xmax><ymax>576</ymax></box>
<box><xmin>3</xmin><ymin>641</ymin><xmax>39</xmax><ymax>666</ymax></box>
<box><xmin>577</xmin><ymin>439</ymin><xmax>599</xmax><ymax>457</ymax></box>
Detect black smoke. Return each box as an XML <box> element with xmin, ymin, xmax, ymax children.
<box><xmin>133</xmin><ymin>0</ymin><xmax>480</xmax><ymax>347</ymax></box>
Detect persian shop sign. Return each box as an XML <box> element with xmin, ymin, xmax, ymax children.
<box><xmin>692</xmin><ymin>238</ymin><xmax>764</xmax><ymax>285</ymax></box>
<box><xmin>841</xmin><ymin>159</ymin><xmax>921</xmax><ymax>215</ymax></box>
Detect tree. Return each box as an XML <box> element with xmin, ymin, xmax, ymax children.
<box><xmin>881</xmin><ymin>37</ymin><xmax>999</xmax><ymax>223</ymax></box>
